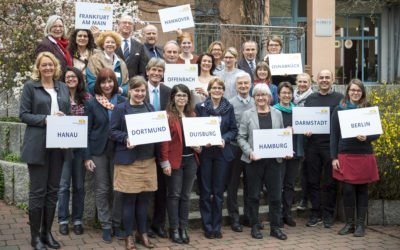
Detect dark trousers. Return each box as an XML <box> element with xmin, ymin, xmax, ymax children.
<box><xmin>151</xmin><ymin>162</ymin><xmax>167</xmax><ymax>228</ymax></box>
<box><xmin>246</xmin><ymin>159</ymin><xmax>282</xmax><ymax>229</ymax></box>
<box><xmin>300</xmin><ymin>159</ymin><xmax>309</xmax><ymax>200</ymax></box>
<box><xmin>305</xmin><ymin>144</ymin><xmax>337</xmax><ymax>219</ymax></box>
<box><xmin>226</xmin><ymin>145</ymin><xmax>248</xmax><ymax>221</ymax></box>
<box><xmin>123</xmin><ymin>192</ymin><xmax>151</xmax><ymax>236</ymax></box>
<box><xmin>342</xmin><ymin>183</ymin><xmax>368</xmax><ymax>208</ymax></box>
<box><xmin>92</xmin><ymin>154</ymin><xmax>122</xmax><ymax>230</ymax></box>
<box><xmin>199</xmin><ymin>148</ymin><xmax>229</xmax><ymax>234</ymax></box>
<box><xmin>280</xmin><ymin>158</ymin><xmax>300</xmax><ymax>218</ymax></box>
<box><xmin>28</xmin><ymin>149</ymin><xmax>64</xmax><ymax>210</ymax></box>
<box><xmin>166</xmin><ymin>156</ymin><xmax>197</xmax><ymax>230</ymax></box>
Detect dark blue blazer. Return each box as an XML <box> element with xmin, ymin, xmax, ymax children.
<box><xmin>195</xmin><ymin>100</ymin><xmax>238</xmax><ymax>162</ymax></box>
<box><xmin>84</xmin><ymin>95</ymin><xmax>125</xmax><ymax>160</ymax></box>
<box><xmin>109</xmin><ymin>100</ymin><xmax>159</xmax><ymax>165</ymax></box>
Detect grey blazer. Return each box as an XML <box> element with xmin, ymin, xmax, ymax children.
<box><xmin>19</xmin><ymin>80</ymin><xmax>71</xmax><ymax>165</ymax></box>
<box><xmin>237</xmin><ymin>106</ymin><xmax>284</xmax><ymax>164</ymax></box>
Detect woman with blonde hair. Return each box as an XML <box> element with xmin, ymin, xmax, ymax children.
<box><xmin>207</xmin><ymin>41</ymin><xmax>225</xmax><ymax>73</ymax></box>
<box><xmin>20</xmin><ymin>51</ymin><xmax>70</xmax><ymax>250</ymax></box>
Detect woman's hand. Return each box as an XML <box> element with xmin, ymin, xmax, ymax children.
<box><xmin>218</xmin><ymin>139</ymin><xmax>225</xmax><ymax>149</ymax></box>
<box><xmin>163</xmin><ymin>166</ymin><xmax>172</xmax><ymax>176</ymax></box>
<box><xmin>205</xmin><ymin>143</ymin><xmax>212</xmax><ymax>148</ymax></box>
<box><xmin>175</xmin><ymin>28</ymin><xmax>183</xmax><ymax>36</ymax></box>
<box><xmin>250</xmin><ymin>152</ymin><xmax>260</xmax><ymax>161</ymax></box>
<box><xmin>126</xmin><ymin>138</ymin><xmax>135</xmax><ymax>149</ymax></box>
<box><xmin>192</xmin><ymin>146</ymin><xmax>201</xmax><ymax>154</ymax></box>
<box><xmin>356</xmin><ymin>135</ymin><xmax>367</xmax><ymax>142</ymax></box>
<box><xmin>54</xmin><ymin>111</ymin><xmax>65</xmax><ymax>116</ymax></box>
<box><xmin>195</xmin><ymin>87</ymin><xmax>208</xmax><ymax>97</ymax></box>
<box><xmin>332</xmin><ymin>159</ymin><xmax>340</xmax><ymax>171</ymax></box>
<box><xmin>304</xmin><ymin>131</ymin><xmax>313</xmax><ymax>137</ymax></box>
<box><xmin>84</xmin><ymin>160</ymin><xmax>96</xmax><ymax>172</ymax></box>
<box><xmin>90</xmin><ymin>26</ymin><xmax>100</xmax><ymax>38</ymax></box>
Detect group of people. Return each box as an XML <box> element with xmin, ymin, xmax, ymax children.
<box><xmin>19</xmin><ymin>13</ymin><xmax>380</xmax><ymax>250</ymax></box>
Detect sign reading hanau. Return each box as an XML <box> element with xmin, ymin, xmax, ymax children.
<box><xmin>164</xmin><ymin>64</ymin><xmax>198</xmax><ymax>90</ymax></box>
<box><xmin>338</xmin><ymin>106</ymin><xmax>383</xmax><ymax>139</ymax></box>
<box><xmin>182</xmin><ymin>117</ymin><xmax>222</xmax><ymax>146</ymax></box>
<box><xmin>125</xmin><ymin>111</ymin><xmax>171</xmax><ymax>146</ymax></box>
<box><xmin>253</xmin><ymin>128</ymin><xmax>293</xmax><ymax>158</ymax></box>
<box><xmin>46</xmin><ymin>116</ymin><xmax>88</xmax><ymax>148</ymax></box>
<box><xmin>268</xmin><ymin>53</ymin><xmax>303</xmax><ymax>75</ymax></box>
<box><xmin>75</xmin><ymin>2</ymin><xmax>113</xmax><ymax>31</ymax></box>
<box><xmin>292</xmin><ymin>107</ymin><xmax>330</xmax><ymax>134</ymax></box>
<box><xmin>158</xmin><ymin>4</ymin><xmax>195</xmax><ymax>32</ymax></box>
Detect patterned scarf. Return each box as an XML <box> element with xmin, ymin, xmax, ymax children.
<box><xmin>203</xmin><ymin>96</ymin><xmax>232</xmax><ymax>116</ymax></box>
<box><xmin>95</xmin><ymin>94</ymin><xmax>114</xmax><ymax>110</ymax></box>
<box><xmin>273</xmin><ymin>102</ymin><xmax>295</xmax><ymax>113</ymax></box>
<box><xmin>293</xmin><ymin>88</ymin><xmax>313</xmax><ymax>106</ymax></box>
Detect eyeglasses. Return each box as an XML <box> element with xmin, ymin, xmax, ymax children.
<box><xmin>319</xmin><ymin>76</ymin><xmax>331</xmax><ymax>80</ymax></box>
<box><xmin>175</xmin><ymin>94</ymin><xmax>188</xmax><ymax>98</ymax></box>
<box><xmin>255</xmin><ymin>93</ymin><xmax>268</xmax><ymax>97</ymax></box>
<box><xmin>211</xmin><ymin>86</ymin><xmax>224</xmax><ymax>90</ymax></box>
<box><xmin>224</xmin><ymin>56</ymin><xmax>235</xmax><ymax>59</ymax></box>
<box><xmin>349</xmin><ymin>89</ymin><xmax>362</xmax><ymax>93</ymax></box>
<box><xmin>280</xmin><ymin>92</ymin><xmax>292</xmax><ymax>96</ymax></box>
<box><xmin>65</xmin><ymin>75</ymin><xmax>77</xmax><ymax>79</ymax></box>
<box><xmin>268</xmin><ymin>44</ymin><xmax>280</xmax><ymax>47</ymax></box>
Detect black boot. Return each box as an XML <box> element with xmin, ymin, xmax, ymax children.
<box><xmin>29</xmin><ymin>208</ymin><xmax>47</xmax><ymax>250</ymax></box>
<box><xmin>338</xmin><ymin>207</ymin><xmax>355</xmax><ymax>235</ymax></box>
<box><xmin>41</xmin><ymin>206</ymin><xmax>61</xmax><ymax>249</ymax></box>
<box><xmin>169</xmin><ymin>229</ymin><xmax>183</xmax><ymax>244</ymax></box>
<box><xmin>354</xmin><ymin>207</ymin><xmax>367</xmax><ymax>237</ymax></box>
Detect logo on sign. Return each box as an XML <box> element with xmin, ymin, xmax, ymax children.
<box><xmin>207</xmin><ymin>119</ymin><xmax>218</xmax><ymax>125</ymax></box>
<box><xmin>319</xmin><ymin>109</ymin><xmax>329</xmax><ymax>113</ymax></box>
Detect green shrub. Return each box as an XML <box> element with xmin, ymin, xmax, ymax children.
<box><xmin>0</xmin><ymin>166</ymin><xmax>3</xmax><ymax>200</ymax></box>
<box><xmin>368</xmin><ymin>84</ymin><xmax>400</xmax><ymax>200</ymax></box>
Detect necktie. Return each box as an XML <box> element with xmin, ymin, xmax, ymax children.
<box><xmin>151</xmin><ymin>47</ymin><xmax>158</xmax><ymax>58</ymax></box>
<box><xmin>249</xmin><ymin>61</ymin><xmax>254</xmax><ymax>72</ymax></box>
<box><xmin>123</xmin><ymin>39</ymin><xmax>129</xmax><ymax>59</ymax></box>
<box><xmin>152</xmin><ymin>88</ymin><xmax>160</xmax><ymax>111</ymax></box>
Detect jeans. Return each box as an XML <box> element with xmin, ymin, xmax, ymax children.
<box><xmin>280</xmin><ymin>158</ymin><xmax>300</xmax><ymax>218</ymax></box>
<box><xmin>246</xmin><ymin>159</ymin><xmax>282</xmax><ymax>229</ymax></box>
<box><xmin>166</xmin><ymin>155</ymin><xmax>197</xmax><ymax>230</ymax></box>
<box><xmin>28</xmin><ymin>149</ymin><xmax>64</xmax><ymax>210</ymax></box>
<box><xmin>305</xmin><ymin>144</ymin><xmax>337</xmax><ymax>219</ymax></box>
<box><xmin>58</xmin><ymin>149</ymin><xmax>86</xmax><ymax>225</ymax></box>
<box><xmin>92</xmin><ymin>154</ymin><xmax>122</xmax><ymax>229</ymax></box>
<box><xmin>199</xmin><ymin>147</ymin><xmax>229</xmax><ymax>233</ymax></box>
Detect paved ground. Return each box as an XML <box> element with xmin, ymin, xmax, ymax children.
<box><xmin>1</xmin><ymin>200</ymin><xmax>400</xmax><ymax>250</ymax></box>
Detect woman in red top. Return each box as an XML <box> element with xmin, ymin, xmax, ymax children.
<box><xmin>160</xmin><ymin>84</ymin><xmax>200</xmax><ymax>244</ymax></box>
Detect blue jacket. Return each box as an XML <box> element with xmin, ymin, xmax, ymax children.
<box><xmin>109</xmin><ymin>100</ymin><xmax>160</xmax><ymax>165</ymax></box>
<box><xmin>195</xmin><ymin>99</ymin><xmax>238</xmax><ymax>162</ymax></box>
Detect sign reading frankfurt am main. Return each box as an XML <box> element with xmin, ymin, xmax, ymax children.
<box><xmin>46</xmin><ymin>116</ymin><xmax>88</xmax><ymax>148</ymax></box>
<box><xmin>268</xmin><ymin>53</ymin><xmax>303</xmax><ymax>75</ymax></box>
<box><xmin>75</xmin><ymin>2</ymin><xmax>113</xmax><ymax>31</ymax></box>
<box><xmin>158</xmin><ymin>4</ymin><xmax>195</xmax><ymax>32</ymax></box>
<box><xmin>338</xmin><ymin>106</ymin><xmax>383</xmax><ymax>139</ymax></box>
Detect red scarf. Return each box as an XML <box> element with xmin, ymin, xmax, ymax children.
<box><xmin>53</xmin><ymin>36</ymin><xmax>73</xmax><ymax>67</ymax></box>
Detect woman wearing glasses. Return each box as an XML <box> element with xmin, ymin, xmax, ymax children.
<box><xmin>195</xmin><ymin>78</ymin><xmax>238</xmax><ymax>239</ymax></box>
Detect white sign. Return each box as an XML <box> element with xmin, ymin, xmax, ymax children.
<box><xmin>158</xmin><ymin>4</ymin><xmax>195</xmax><ymax>32</ymax></box>
<box><xmin>315</xmin><ymin>18</ymin><xmax>333</xmax><ymax>37</ymax></box>
<box><xmin>268</xmin><ymin>53</ymin><xmax>303</xmax><ymax>75</ymax></box>
<box><xmin>125</xmin><ymin>111</ymin><xmax>171</xmax><ymax>145</ymax></box>
<box><xmin>164</xmin><ymin>64</ymin><xmax>198</xmax><ymax>90</ymax></box>
<box><xmin>182</xmin><ymin>117</ymin><xmax>222</xmax><ymax>146</ymax></box>
<box><xmin>75</xmin><ymin>2</ymin><xmax>113</xmax><ymax>31</ymax></box>
<box><xmin>253</xmin><ymin>129</ymin><xmax>293</xmax><ymax>158</ymax></box>
<box><xmin>292</xmin><ymin>107</ymin><xmax>330</xmax><ymax>134</ymax></box>
<box><xmin>338</xmin><ymin>106</ymin><xmax>383</xmax><ymax>139</ymax></box>
<box><xmin>46</xmin><ymin>116</ymin><xmax>88</xmax><ymax>148</ymax></box>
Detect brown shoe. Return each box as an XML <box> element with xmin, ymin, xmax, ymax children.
<box><xmin>135</xmin><ymin>233</ymin><xmax>155</xmax><ymax>248</ymax></box>
<box><xmin>125</xmin><ymin>235</ymin><xmax>136</xmax><ymax>250</ymax></box>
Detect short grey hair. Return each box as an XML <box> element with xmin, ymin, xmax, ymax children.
<box><xmin>252</xmin><ymin>83</ymin><xmax>272</xmax><ymax>97</ymax></box>
<box><xmin>146</xmin><ymin>58</ymin><xmax>166</xmax><ymax>71</ymax></box>
<box><xmin>163</xmin><ymin>40</ymin><xmax>180</xmax><ymax>50</ymax></box>
<box><xmin>44</xmin><ymin>15</ymin><xmax>67</xmax><ymax>38</ymax></box>
<box><xmin>235</xmin><ymin>72</ymin><xmax>251</xmax><ymax>83</ymax></box>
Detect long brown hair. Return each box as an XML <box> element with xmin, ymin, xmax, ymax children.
<box><xmin>341</xmin><ymin>78</ymin><xmax>368</xmax><ymax>107</ymax></box>
<box><xmin>166</xmin><ymin>84</ymin><xmax>194</xmax><ymax>120</ymax></box>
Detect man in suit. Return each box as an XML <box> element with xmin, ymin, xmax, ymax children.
<box><xmin>163</xmin><ymin>40</ymin><xmax>180</xmax><ymax>64</ymax></box>
<box><xmin>237</xmin><ymin>40</ymin><xmax>258</xmax><ymax>84</ymax></box>
<box><xmin>115</xmin><ymin>15</ymin><xmax>148</xmax><ymax>78</ymax></box>
<box><xmin>145</xmin><ymin>58</ymin><xmax>171</xmax><ymax>238</ymax></box>
<box><xmin>142</xmin><ymin>24</ymin><xmax>163</xmax><ymax>59</ymax></box>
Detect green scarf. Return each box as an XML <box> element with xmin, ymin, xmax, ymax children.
<box><xmin>273</xmin><ymin>102</ymin><xmax>295</xmax><ymax>113</ymax></box>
